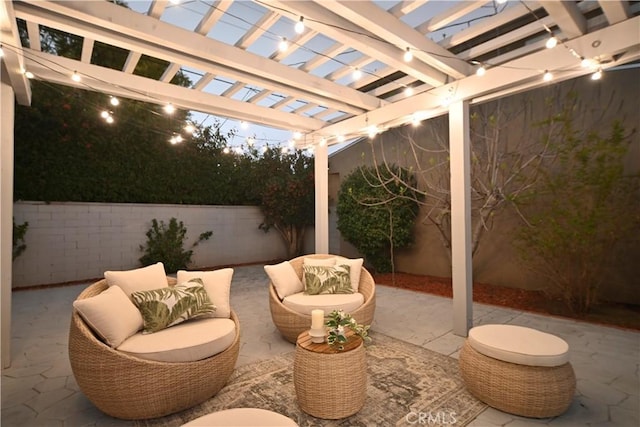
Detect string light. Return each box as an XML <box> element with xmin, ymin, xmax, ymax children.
<box><xmin>109</xmin><ymin>96</ymin><xmax>120</xmax><ymax>106</ymax></box>
<box><xmin>163</xmin><ymin>103</ymin><xmax>175</xmax><ymax>114</ymax></box>
<box><xmin>184</xmin><ymin>123</ymin><xmax>195</xmax><ymax>134</ymax></box>
<box><xmin>278</xmin><ymin>37</ymin><xmax>289</xmax><ymax>52</ymax></box>
<box><xmin>352</xmin><ymin>68</ymin><xmax>362</xmax><ymax>80</ymax></box>
<box><xmin>223</xmin><ymin>147</ymin><xmax>230</xmax><ymax>154</ymax></box>
<box><xmin>543</xmin><ymin>70</ymin><xmax>553</xmax><ymax>81</ymax></box>
<box><xmin>337</xmin><ymin>135</ymin><xmax>346</xmax><ymax>143</ymax></box>
<box><xmin>293</xmin><ymin>131</ymin><xmax>302</xmax><ymax>140</ymax></box>
<box><xmin>71</xmin><ymin>71</ymin><xmax>81</xmax><ymax>82</ymax></box>
<box><xmin>404</xmin><ymin>86</ymin><xmax>414</xmax><ymax>96</ymax></box>
<box><xmin>240</xmin><ymin>121</ymin><xmax>249</xmax><ymax>130</ymax></box>
<box><xmin>105</xmin><ymin>115</ymin><xmax>114</xmax><ymax>124</ymax></box>
<box><xmin>288</xmin><ymin>140</ymin><xmax>295</xmax><ymax>148</ymax></box>
<box><xmin>403</xmin><ymin>47</ymin><xmax>413</xmax><ymax>62</ymax></box>
<box><xmin>295</xmin><ymin>16</ymin><xmax>305</xmax><ymax>34</ymax></box>
<box><xmin>367</xmin><ymin>125</ymin><xmax>379</xmax><ymax>139</ymax></box>
<box><xmin>23</xmin><ymin>69</ymin><xmax>34</xmax><ymax>79</ymax></box>
<box><xmin>411</xmin><ymin>115</ymin><xmax>420</xmax><ymax>127</ymax></box>
<box><xmin>591</xmin><ymin>68</ymin><xmax>602</xmax><ymax>80</ymax></box>
<box><xmin>0</xmin><ymin>46</ymin><xmax>4</xmax><ymax>58</ymax></box>
<box><xmin>581</xmin><ymin>57</ymin><xmax>597</xmax><ymax>69</ymax></box>
<box><xmin>246</xmin><ymin>136</ymin><xmax>255</xmax><ymax>146</ymax></box>
<box><xmin>319</xmin><ymin>137</ymin><xmax>327</xmax><ymax>146</ymax></box>
<box><xmin>545</xmin><ymin>35</ymin><xmax>558</xmax><ymax>49</ymax></box>
<box><xmin>476</xmin><ymin>64</ymin><xmax>486</xmax><ymax>76</ymax></box>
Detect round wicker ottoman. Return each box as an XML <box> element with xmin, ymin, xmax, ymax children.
<box><xmin>294</xmin><ymin>331</ymin><xmax>366</xmax><ymax>419</ymax></box>
<box><xmin>459</xmin><ymin>324</ymin><xmax>576</xmax><ymax>418</ymax></box>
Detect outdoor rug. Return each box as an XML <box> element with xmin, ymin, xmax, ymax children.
<box><xmin>136</xmin><ymin>332</ymin><xmax>487</xmax><ymax>427</ymax></box>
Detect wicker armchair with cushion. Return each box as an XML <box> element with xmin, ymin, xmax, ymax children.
<box><xmin>267</xmin><ymin>254</ymin><xmax>376</xmax><ymax>343</ymax></box>
<box><xmin>69</xmin><ymin>264</ymin><xmax>240</xmax><ymax>420</ymax></box>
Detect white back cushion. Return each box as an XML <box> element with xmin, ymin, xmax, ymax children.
<box><xmin>177</xmin><ymin>269</ymin><xmax>233</xmax><ymax>318</ymax></box>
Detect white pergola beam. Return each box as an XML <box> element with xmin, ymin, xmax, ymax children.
<box><xmin>194</xmin><ymin>0</ymin><xmax>233</xmax><ymax>35</ymax></box>
<box><xmin>25</xmin><ymin>50</ymin><xmax>325</xmax><ymax>132</ymax></box>
<box><xmin>319</xmin><ymin>0</ymin><xmax>469</xmax><ymax>79</ymax></box>
<box><xmin>599</xmin><ymin>0</ymin><xmax>630</xmax><ymax>24</ymax></box>
<box><xmin>15</xmin><ymin>0</ymin><xmax>382</xmax><ymax>114</ymax></box>
<box><xmin>313</xmin><ymin>16</ymin><xmax>640</xmax><ymax>141</ymax></box>
<box><xmin>389</xmin><ymin>0</ymin><xmax>429</xmax><ymax>18</ymax></box>
<box><xmin>541</xmin><ymin>0</ymin><xmax>587</xmax><ymax>38</ymax></box>
<box><xmin>0</xmin><ymin>0</ymin><xmax>31</xmax><ymax>105</ymax></box>
<box><xmin>417</xmin><ymin>1</ymin><xmax>488</xmax><ymax>34</ymax></box>
<box><xmin>266</xmin><ymin>0</ymin><xmax>449</xmax><ymax>87</ymax></box>
<box><xmin>235</xmin><ymin>11</ymin><xmax>280</xmax><ymax>49</ymax></box>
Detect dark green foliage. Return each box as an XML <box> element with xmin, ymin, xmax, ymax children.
<box><xmin>516</xmin><ymin>101</ymin><xmax>639</xmax><ymax>314</ymax></box>
<box><xmin>337</xmin><ymin>165</ymin><xmax>420</xmax><ymax>273</ymax></box>
<box><xmin>139</xmin><ymin>218</ymin><xmax>212</xmax><ymax>273</ymax></box>
<box><xmin>252</xmin><ymin>148</ymin><xmax>314</xmax><ymax>258</ymax></box>
<box><xmin>12</xmin><ymin>219</ymin><xmax>29</xmax><ymax>261</ymax></box>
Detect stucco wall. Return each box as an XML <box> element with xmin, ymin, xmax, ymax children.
<box><xmin>12</xmin><ymin>202</ymin><xmax>292</xmax><ymax>287</ymax></box>
<box><xmin>328</xmin><ymin>68</ymin><xmax>640</xmax><ymax>304</ymax></box>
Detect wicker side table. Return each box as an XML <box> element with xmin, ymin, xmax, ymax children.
<box><xmin>294</xmin><ymin>331</ymin><xmax>366</xmax><ymax>419</ymax></box>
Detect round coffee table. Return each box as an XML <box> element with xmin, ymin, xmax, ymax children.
<box><xmin>181</xmin><ymin>408</ymin><xmax>298</xmax><ymax>426</ymax></box>
<box><xmin>293</xmin><ymin>330</ymin><xmax>366</xmax><ymax>419</ymax></box>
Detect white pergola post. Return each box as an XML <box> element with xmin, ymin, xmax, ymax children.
<box><xmin>314</xmin><ymin>143</ymin><xmax>329</xmax><ymax>254</ymax></box>
<box><xmin>449</xmin><ymin>100</ymin><xmax>473</xmax><ymax>337</ymax></box>
<box><xmin>1</xmin><ymin>78</ymin><xmax>15</xmax><ymax>368</ymax></box>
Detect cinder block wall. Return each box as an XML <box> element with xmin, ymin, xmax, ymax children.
<box><xmin>12</xmin><ymin>202</ymin><xmax>290</xmax><ymax>287</ymax></box>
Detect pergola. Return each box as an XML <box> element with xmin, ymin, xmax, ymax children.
<box><xmin>1</xmin><ymin>0</ymin><xmax>639</xmax><ymax>367</ymax></box>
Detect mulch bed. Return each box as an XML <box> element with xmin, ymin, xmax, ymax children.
<box><xmin>373</xmin><ymin>272</ymin><xmax>640</xmax><ymax>331</ymax></box>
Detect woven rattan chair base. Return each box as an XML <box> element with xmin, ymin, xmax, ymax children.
<box><xmin>69</xmin><ymin>278</ymin><xmax>240</xmax><ymax>420</ymax></box>
<box><xmin>459</xmin><ymin>340</ymin><xmax>576</xmax><ymax>418</ymax></box>
<box><xmin>269</xmin><ymin>254</ymin><xmax>376</xmax><ymax>344</ymax></box>
<box><xmin>294</xmin><ymin>334</ymin><xmax>366</xmax><ymax>419</ymax></box>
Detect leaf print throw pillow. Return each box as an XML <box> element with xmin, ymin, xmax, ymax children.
<box><xmin>303</xmin><ymin>264</ymin><xmax>353</xmax><ymax>295</ymax></box>
<box><xmin>131</xmin><ymin>278</ymin><xmax>216</xmax><ymax>333</ymax></box>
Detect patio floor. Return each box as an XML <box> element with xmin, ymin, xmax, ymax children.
<box><xmin>2</xmin><ymin>264</ymin><xmax>638</xmax><ymax>426</ymax></box>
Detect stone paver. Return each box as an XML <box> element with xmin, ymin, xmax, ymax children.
<box><xmin>2</xmin><ymin>264</ymin><xmax>638</xmax><ymax>426</ymax></box>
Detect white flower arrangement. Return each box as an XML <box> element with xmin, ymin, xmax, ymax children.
<box><xmin>325</xmin><ymin>309</ymin><xmax>371</xmax><ymax>350</ymax></box>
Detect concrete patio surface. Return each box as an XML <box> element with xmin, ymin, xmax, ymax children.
<box><xmin>2</xmin><ymin>264</ymin><xmax>638</xmax><ymax>426</ymax></box>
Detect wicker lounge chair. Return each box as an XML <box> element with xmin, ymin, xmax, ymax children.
<box><xmin>68</xmin><ymin>277</ymin><xmax>240</xmax><ymax>420</ymax></box>
<box><xmin>269</xmin><ymin>254</ymin><xmax>376</xmax><ymax>343</ymax></box>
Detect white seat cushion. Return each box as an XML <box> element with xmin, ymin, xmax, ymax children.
<box><xmin>117</xmin><ymin>318</ymin><xmax>235</xmax><ymax>363</ymax></box>
<box><xmin>282</xmin><ymin>292</ymin><xmax>364</xmax><ymax>315</ymax></box>
<box><xmin>468</xmin><ymin>324</ymin><xmax>569</xmax><ymax>367</ymax></box>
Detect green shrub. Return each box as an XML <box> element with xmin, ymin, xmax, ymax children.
<box><xmin>12</xmin><ymin>218</ymin><xmax>29</xmax><ymax>261</ymax></box>
<box><xmin>337</xmin><ymin>165</ymin><xmax>420</xmax><ymax>273</ymax></box>
<box><xmin>139</xmin><ymin>218</ymin><xmax>212</xmax><ymax>273</ymax></box>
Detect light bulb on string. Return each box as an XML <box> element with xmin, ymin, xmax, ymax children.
<box><xmin>411</xmin><ymin>115</ymin><xmax>421</xmax><ymax>127</ymax></box>
<box><xmin>105</xmin><ymin>115</ymin><xmax>114</xmax><ymax>124</ymax></box>
<box><xmin>368</xmin><ymin>125</ymin><xmax>379</xmax><ymax>139</ymax></box>
<box><xmin>184</xmin><ymin>123</ymin><xmax>195</xmax><ymax>134</ymax></box>
<box><xmin>581</xmin><ymin>57</ymin><xmax>597</xmax><ymax>69</ymax></box>
<box><xmin>319</xmin><ymin>137</ymin><xmax>327</xmax><ymax>147</ymax></box>
<box><xmin>295</xmin><ymin>16</ymin><xmax>305</xmax><ymax>34</ymax></box>
<box><xmin>403</xmin><ymin>47</ymin><xmax>413</xmax><ymax>62</ymax></box>
<box><xmin>279</xmin><ymin>37</ymin><xmax>289</xmax><ymax>52</ymax></box>
<box><xmin>404</xmin><ymin>86</ymin><xmax>414</xmax><ymax>96</ymax></box>
<box><xmin>240</xmin><ymin>121</ymin><xmax>249</xmax><ymax>130</ymax></box>
<box><xmin>71</xmin><ymin>71</ymin><xmax>81</xmax><ymax>82</ymax></box>
<box><xmin>352</xmin><ymin>68</ymin><xmax>362</xmax><ymax>80</ymax></box>
<box><xmin>591</xmin><ymin>68</ymin><xmax>602</xmax><ymax>80</ymax></box>
<box><xmin>100</xmin><ymin>110</ymin><xmax>110</xmax><ymax>119</ymax></box>
<box><xmin>543</xmin><ymin>70</ymin><xmax>553</xmax><ymax>81</ymax></box>
<box><xmin>164</xmin><ymin>103</ymin><xmax>175</xmax><ymax>114</ymax></box>
<box><xmin>0</xmin><ymin>46</ymin><xmax>4</xmax><ymax>58</ymax></box>
<box><xmin>223</xmin><ymin>147</ymin><xmax>230</xmax><ymax>154</ymax></box>
<box><xmin>337</xmin><ymin>135</ymin><xmax>346</xmax><ymax>143</ymax></box>
<box><xmin>246</xmin><ymin>136</ymin><xmax>255</xmax><ymax>146</ymax></box>
<box><xmin>293</xmin><ymin>131</ymin><xmax>302</xmax><ymax>140</ymax></box>
<box><xmin>545</xmin><ymin>35</ymin><xmax>558</xmax><ymax>49</ymax></box>
<box><xmin>476</xmin><ymin>64</ymin><xmax>486</xmax><ymax>76</ymax></box>
<box><xmin>110</xmin><ymin>96</ymin><xmax>120</xmax><ymax>106</ymax></box>
<box><xmin>23</xmin><ymin>69</ymin><xmax>34</xmax><ymax>79</ymax></box>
